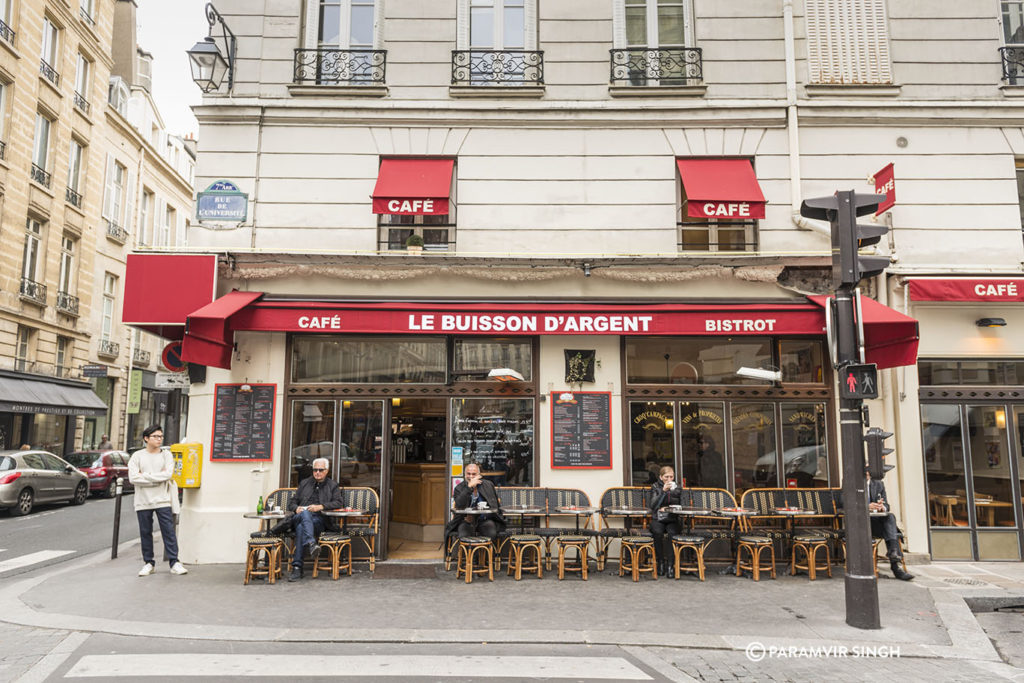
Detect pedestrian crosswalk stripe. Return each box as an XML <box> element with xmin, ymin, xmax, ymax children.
<box><xmin>0</xmin><ymin>550</ymin><xmax>73</xmax><ymax>573</ymax></box>
<box><xmin>64</xmin><ymin>654</ymin><xmax>653</xmax><ymax>679</ymax></box>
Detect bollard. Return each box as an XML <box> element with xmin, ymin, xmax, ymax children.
<box><xmin>111</xmin><ymin>476</ymin><xmax>123</xmax><ymax>559</ymax></box>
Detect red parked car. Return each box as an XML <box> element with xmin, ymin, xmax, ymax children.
<box><xmin>63</xmin><ymin>450</ymin><xmax>134</xmax><ymax>498</ymax></box>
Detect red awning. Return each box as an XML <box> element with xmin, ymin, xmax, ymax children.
<box><xmin>181</xmin><ymin>290</ymin><xmax>264</xmax><ymax>369</ymax></box>
<box><xmin>808</xmin><ymin>296</ymin><xmax>919</xmax><ymax>370</ymax></box>
<box><xmin>909</xmin><ymin>278</ymin><xmax>1024</xmax><ymax>302</ymax></box>
<box><xmin>122</xmin><ymin>254</ymin><xmax>218</xmax><ymax>339</ymax></box>
<box><xmin>677</xmin><ymin>158</ymin><xmax>766</xmax><ymax>220</ymax></box>
<box><xmin>371</xmin><ymin>158</ymin><xmax>454</xmax><ymax>215</ymax></box>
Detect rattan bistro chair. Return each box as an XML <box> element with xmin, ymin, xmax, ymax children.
<box><xmin>340</xmin><ymin>487</ymin><xmax>379</xmax><ymax>572</ymax></box>
<box><xmin>244</xmin><ymin>537</ymin><xmax>285</xmax><ymax>584</ymax></box>
<box><xmin>597</xmin><ymin>486</ymin><xmax>651</xmax><ymax>570</ymax></box>
<box><xmin>312</xmin><ymin>532</ymin><xmax>353</xmax><ymax>580</ymax></box>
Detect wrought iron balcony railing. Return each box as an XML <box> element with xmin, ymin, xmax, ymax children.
<box><xmin>66</xmin><ymin>186</ymin><xmax>83</xmax><ymax>208</ymax></box>
<box><xmin>98</xmin><ymin>339</ymin><xmax>120</xmax><ymax>358</ymax></box>
<box><xmin>56</xmin><ymin>290</ymin><xmax>79</xmax><ymax>316</ymax></box>
<box><xmin>105</xmin><ymin>218</ymin><xmax>128</xmax><ymax>244</ymax></box>
<box><xmin>609</xmin><ymin>47</ymin><xmax>703</xmax><ymax>86</ymax></box>
<box><xmin>1001</xmin><ymin>46</ymin><xmax>1024</xmax><ymax>85</ymax></box>
<box><xmin>0</xmin><ymin>18</ymin><xmax>14</xmax><ymax>45</ymax></box>
<box><xmin>133</xmin><ymin>348</ymin><xmax>151</xmax><ymax>366</ymax></box>
<box><xmin>30</xmin><ymin>164</ymin><xmax>51</xmax><ymax>188</ymax></box>
<box><xmin>19</xmin><ymin>278</ymin><xmax>47</xmax><ymax>306</ymax></box>
<box><xmin>451</xmin><ymin>50</ymin><xmax>544</xmax><ymax>85</ymax></box>
<box><xmin>294</xmin><ymin>48</ymin><xmax>387</xmax><ymax>85</ymax></box>
<box><xmin>40</xmin><ymin>59</ymin><xmax>60</xmax><ymax>87</ymax></box>
<box><xmin>80</xmin><ymin>7</ymin><xmax>95</xmax><ymax>27</ymax></box>
<box><xmin>73</xmin><ymin>91</ymin><xmax>91</xmax><ymax>114</ymax></box>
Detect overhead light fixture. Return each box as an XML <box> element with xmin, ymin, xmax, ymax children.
<box><xmin>976</xmin><ymin>318</ymin><xmax>1007</xmax><ymax>328</ymax></box>
<box><xmin>391</xmin><ymin>397</ymin><xmax>402</xmax><ymax>407</ymax></box>
<box><xmin>187</xmin><ymin>3</ymin><xmax>236</xmax><ymax>93</ymax></box>
<box><xmin>488</xmin><ymin>368</ymin><xmax>524</xmax><ymax>382</ymax></box>
<box><xmin>736</xmin><ymin>366</ymin><xmax>782</xmax><ymax>382</ymax></box>
<box><xmin>664</xmin><ymin>418</ymin><xmax>674</xmax><ymax>430</ymax></box>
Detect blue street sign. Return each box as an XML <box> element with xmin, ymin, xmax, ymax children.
<box><xmin>196</xmin><ymin>179</ymin><xmax>248</xmax><ymax>222</ymax></box>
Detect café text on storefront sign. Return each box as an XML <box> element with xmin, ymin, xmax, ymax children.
<box><xmin>290</xmin><ymin>311</ymin><xmax>795</xmax><ymax>335</ymax></box>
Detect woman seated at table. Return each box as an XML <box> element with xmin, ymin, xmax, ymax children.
<box><xmin>649</xmin><ymin>465</ymin><xmax>684</xmax><ymax>576</ymax></box>
<box><xmin>450</xmin><ymin>462</ymin><xmax>506</xmax><ymax>542</ymax></box>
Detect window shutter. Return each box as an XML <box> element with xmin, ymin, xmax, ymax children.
<box><xmin>374</xmin><ymin>0</ymin><xmax>385</xmax><ymax>50</ymax></box>
<box><xmin>806</xmin><ymin>0</ymin><xmax>892</xmax><ymax>85</ymax></box>
<box><xmin>155</xmin><ymin>197</ymin><xmax>165</xmax><ymax>246</ymax></box>
<box><xmin>177</xmin><ymin>208</ymin><xmax>186</xmax><ymax>247</ymax></box>
<box><xmin>101</xmin><ymin>153</ymin><xmax>114</xmax><ymax>220</ymax></box>
<box><xmin>524</xmin><ymin>0</ymin><xmax>537</xmax><ymax>51</ymax></box>
<box><xmin>456</xmin><ymin>0</ymin><xmax>470</xmax><ymax>50</ymax></box>
<box><xmin>612</xmin><ymin>0</ymin><xmax>626</xmax><ymax>50</ymax></box>
<box><xmin>683</xmin><ymin>0</ymin><xmax>695</xmax><ymax>48</ymax></box>
<box><xmin>303</xmin><ymin>0</ymin><xmax>319</xmax><ymax>48</ymax></box>
<box><xmin>123</xmin><ymin>168</ymin><xmax>135</xmax><ymax>236</ymax></box>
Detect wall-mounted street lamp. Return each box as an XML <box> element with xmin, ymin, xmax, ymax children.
<box><xmin>187</xmin><ymin>3</ymin><xmax>236</xmax><ymax>93</ymax></box>
<box><xmin>488</xmin><ymin>368</ymin><xmax>525</xmax><ymax>382</ymax></box>
<box><xmin>976</xmin><ymin>317</ymin><xmax>1007</xmax><ymax>328</ymax></box>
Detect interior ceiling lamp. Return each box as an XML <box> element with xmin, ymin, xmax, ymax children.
<box><xmin>736</xmin><ymin>366</ymin><xmax>782</xmax><ymax>382</ymax></box>
<box><xmin>488</xmin><ymin>368</ymin><xmax>525</xmax><ymax>382</ymax></box>
<box><xmin>187</xmin><ymin>3</ymin><xmax>236</xmax><ymax>93</ymax></box>
<box><xmin>976</xmin><ymin>318</ymin><xmax>1007</xmax><ymax>327</ymax></box>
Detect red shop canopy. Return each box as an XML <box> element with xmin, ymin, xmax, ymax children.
<box><xmin>371</xmin><ymin>158</ymin><xmax>454</xmax><ymax>215</ymax></box>
<box><xmin>122</xmin><ymin>254</ymin><xmax>218</xmax><ymax>339</ymax></box>
<box><xmin>909</xmin><ymin>278</ymin><xmax>1024</xmax><ymax>302</ymax></box>
<box><xmin>180</xmin><ymin>290</ymin><xmax>263</xmax><ymax>369</ymax></box>
<box><xmin>181</xmin><ymin>295</ymin><xmax>918</xmax><ymax>371</ymax></box>
<box><xmin>808</xmin><ymin>296</ymin><xmax>919</xmax><ymax>370</ymax></box>
<box><xmin>677</xmin><ymin>158</ymin><xmax>766</xmax><ymax>220</ymax></box>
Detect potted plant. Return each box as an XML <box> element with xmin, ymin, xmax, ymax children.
<box><xmin>405</xmin><ymin>233</ymin><xmax>424</xmax><ymax>254</ymax></box>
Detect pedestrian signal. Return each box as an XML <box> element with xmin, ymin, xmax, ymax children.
<box><xmin>839</xmin><ymin>363</ymin><xmax>879</xmax><ymax>399</ymax></box>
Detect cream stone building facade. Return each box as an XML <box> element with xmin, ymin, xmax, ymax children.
<box><xmin>0</xmin><ymin>0</ymin><xmax>193</xmax><ymax>460</ymax></box>
<box><xmin>146</xmin><ymin>0</ymin><xmax>1024</xmax><ymax>565</ymax></box>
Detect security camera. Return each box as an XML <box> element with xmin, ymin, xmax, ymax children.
<box><xmin>736</xmin><ymin>367</ymin><xmax>782</xmax><ymax>382</ymax></box>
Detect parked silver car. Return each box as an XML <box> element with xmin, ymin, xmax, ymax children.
<box><xmin>0</xmin><ymin>450</ymin><xmax>89</xmax><ymax>516</ymax></box>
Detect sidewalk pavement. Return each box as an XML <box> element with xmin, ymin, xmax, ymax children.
<box><xmin>1</xmin><ymin>542</ymin><xmax>1023</xmax><ymax>678</ymax></box>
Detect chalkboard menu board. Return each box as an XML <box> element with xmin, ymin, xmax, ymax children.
<box><xmin>550</xmin><ymin>391</ymin><xmax>612</xmax><ymax>469</ymax></box>
<box><xmin>210</xmin><ymin>383</ymin><xmax>276</xmax><ymax>461</ymax></box>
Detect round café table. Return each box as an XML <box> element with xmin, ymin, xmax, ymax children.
<box><xmin>665</xmin><ymin>507</ymin><xmax>713</xmax><ymax>531</ymax></box>
<box><xmin>243</xmin><ymin>511</ymin><xmax>286</xmax><ymax>533</ymax></box>
<box><xmin>323</xmin><ymin>508</ymin><xmax>366</xmax><ymax>532</ymax></box>
<box><xmin>502</xmin><ymin>506</ymin><xmax>544</xmax><ymax>533</ymax></box>
<box><xmin>555</xmin><ymin>506</ymin><xmax>599</xmax><ymax>532</ymax></box>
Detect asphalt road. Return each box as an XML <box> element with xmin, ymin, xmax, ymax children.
<box><xmin>0</xmin><ymin>491</ymin><xmax>139</xmax><ymax>579</ymax></box>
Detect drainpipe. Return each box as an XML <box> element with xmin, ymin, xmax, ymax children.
<box><xmin>783</xmin><ymin>0</ymin><xmax>829</xmax><ymax>236</ymax></box>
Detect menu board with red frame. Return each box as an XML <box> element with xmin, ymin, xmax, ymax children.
<box><xmin>550</xmin><ymin>391</ymin><xmax>612</xmax><ymax>469</ymax></box>
<box><xmin>210</xmin><ymin>383</ymin><xmax>276</xmax><ymax>461</ymax></box>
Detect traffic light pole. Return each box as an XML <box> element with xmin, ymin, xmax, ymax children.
<box><xmin>836</xmin><ymin>285</ymin><xmax>881</xmax><ymax>629</ymax></box>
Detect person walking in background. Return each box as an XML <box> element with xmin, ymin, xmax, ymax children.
<box><xmin>97</xmin><ymin>434</ymin><xmax>113</xmax><ymax>450</ymax></box>
<box><xmin>128</xmin><ymin>424</ymin><xmax>187</xmax><ymax>577</ymax></box>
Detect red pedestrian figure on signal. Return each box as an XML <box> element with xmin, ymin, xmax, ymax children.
<box><xmin>846</xmin><ymin>372</ymin><xmax>857</xmax><ymax>393</ymax></box>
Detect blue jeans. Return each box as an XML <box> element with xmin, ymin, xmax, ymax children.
<box><xmin>292</xmin><ymin>510</ymin><xmax>325</xmax><ymax>568</ymax></box>
<box><xmin>137</xmin><ymin>507</ymin><xmax>178</xmax><ymax>566</ymax></box>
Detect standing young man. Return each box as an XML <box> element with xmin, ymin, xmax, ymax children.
<box><xmin>128</xmin><ymin>424</ymin><xmax>188</xmax><ymax>577</ymax></box>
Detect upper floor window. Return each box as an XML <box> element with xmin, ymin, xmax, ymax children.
<box><xmin>56</xmin><ymin>336</ymin><xmax>71</xmax><ymax>377</ymax></box>
<box><xmin>31</xmin><ymin>113</ymin><xmax>53</xmax><ymax>186</ymax></box>
<box><xmin>139</xmin><ymin>189</ymin><xmax>153</xmax><ymax>245</ymax></box>
<box><xmin>15</xmin><ymin>326</ymin><xmax>33</xmax><ymax>372</ymax></box>
<box><xmin>611</xmin><ymin>0</ymin><xmax>698</xmax><ymax>86</ymax></box>
<box><xmin>101</xmin><ymin>273</ymin><xmax>117</xmax><ymax>342</ymax></box>
<box><xmin>805</xmin><ymin>0</ymin><xmax>892</xmax><ymax>85</ymax></box>
<box><xmin>22</xmin><ymin>218</ymin><xmax>43</xmax><ymax>282</ymax></box>
<box><xmin>297</xmin><ymin>0</ymin><xmax>384</xmax><ymax>84</ymax></box>
<box><xmin>1002</xmin><ymin>2</ymin><xmax>1024</xmax><ymax>83</ymax></box>
<box><xmin>74</xmin><ymin>54</ymin><xmax>91</xmax><ymax>112</ymax></box>
<box><xmin>58</xmin><ymin>235</ymin><xmax>76</xmax><ymax>294</ymax></box>
<box><xmin>108</xmin><ymin>76</ymin><xmax>128</xmax><ymax>116</ymax></box>
<box><xmin>103</xmin><ymin>158</ymin><xmax>127</xmax><ymax>227</ymax></box>
<box><xmin>80</xmin><ymin>0</ymin><xmax>96</xmax><ymax>26</ymax></box>
<box><xmin>0</xmin><ymin>80</ymin><xmax>9</xmax><ymax>148</ymax></box>
<box><xmin>0</xmin><ymin>0</ymin><xmax>12</xmax><ymax>44</ymax></box>
<box><xmin>676</xmin><ymin>157</ymin><xmax>764</xmax><ymax>253</ymax></box>
<box><xmin>162</xmin><ymin>204</ymin><xmax>175</xmax><ymax>246</ymax></box>
<box><xmin>67</xmin><ymin>139</ymin><xmax>84</xmax><ymax>199</ymax></box>
<box><xmin>455</xmin><ymin>0</ymin><xmax>539</xmax><ymax>85</ymax></box>
<box><xmin>40</xmin><ymin>17</ymin><xmax>60</xmax><ymax>83</ymax></box>
<box><xmin>373</xmin><ymin>158</ymin><xmax>456</xmax><ymax>252</ymax></box>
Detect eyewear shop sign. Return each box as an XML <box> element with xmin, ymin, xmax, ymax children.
<box><xmin>196</xmin><ymin>180</ymin><xmax>248</xmax><ymax>223</ymax></box>
<box><xmin>278</xmin><ymin>310</ymin><xmax>825</xmax><ymax>336</ymax></box>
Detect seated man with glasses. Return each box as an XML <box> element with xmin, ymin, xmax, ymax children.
<box><xmin>287</xmin><ymin>457</ymin><xmax>344</xmax><ymax>582</ymax></box>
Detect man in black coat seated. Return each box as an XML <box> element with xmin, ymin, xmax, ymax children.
<box><xmin>449</xmin><ymin>462</ymin><xmax>506</xmax><ymax>543</ymax></box>
<box><xmin>839</xmin><ymin>468</ymin><xmax>913</xmax><ymax>581</ymax></box>
<box><xmin>287</xmin><ymin>457</ymin><xmax>344</xmax><ymax>582</ymax></box>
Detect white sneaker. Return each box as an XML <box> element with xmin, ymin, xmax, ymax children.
<box><xmin>138</xmin><ymin>563</ymin><xmax>155</xmax><ymax>577</ymax></box>
<box><xmin>169</xmin><ymin>562</ymin><xmax>189</xmax><ymax>575</ymax></box>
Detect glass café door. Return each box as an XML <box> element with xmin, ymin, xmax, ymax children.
<box><xmin>289</xmin><ymin>399</ymin><xmax>383</xmax><ymax>490</ymax></box>
<box><xmin>922</xmin><ymin>403</ymin><xmax>1023</xmax><ymax>560</ymax></box>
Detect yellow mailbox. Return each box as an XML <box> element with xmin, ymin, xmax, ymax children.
<box><xmin>171</xmin><ymin>442</ymin><xmax>203</xmax><ymax>488</ymax></box>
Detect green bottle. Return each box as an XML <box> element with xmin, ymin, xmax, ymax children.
<box><xmin>257</xmin><ymin>495</ymin><xmax>264</xmax><ymax>514</ymax></box>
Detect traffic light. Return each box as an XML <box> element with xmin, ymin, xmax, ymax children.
<box><xmin>864</xmin><ymin>427</ymin><xmax>894</xmax><ymax>479</ymax></box>
<box><xmin>800</xmin><ymin>190</ymin><xmax>890</xmax><ymax>286</ymax></box>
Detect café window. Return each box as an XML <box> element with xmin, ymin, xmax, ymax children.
<box><xmin>452</xmin><ymin>397</ymin><xmax>534</xmax><ymax>485</ymax></box>
<box><xmin>676</xmin><ymin>158</ymin><xmax>764</xmax><ymax>253</ymax></box>
<box><xmin>452</xmin><ymin>338</ymin><xmax>532</xmax><ymax>381</ymax></box>
<box><xmin>626</xmin><ymin>337</ymin><xmax>824</xmax><ymax>385</ymax></box>
<box><xmin>373</xmin><ymin>158</ymin><xmax>456</xmax><ymax>253</ymax></box>
<box><xmin>919</xmin><ymin>359</ymin><xmax>1024</xmax><ymax>386</ymax></box>
<box><xmin>291</xmin><ymin>335</ymin><xmax>447</xmax><ymax>384</ymax></box>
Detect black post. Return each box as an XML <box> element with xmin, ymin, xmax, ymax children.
<box><xmin>834</xmin><ymin>194</ymin><xmax>881</xmax><ymax>630</ymax></box>
<box><xmin>111</xmin><ymin>477</ymin><xmax>124</xmax><ymax>559</ymax></box>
